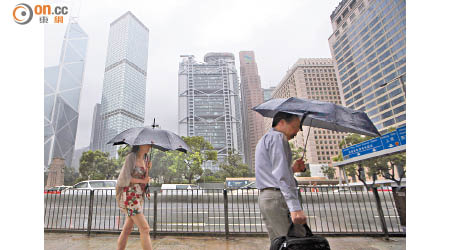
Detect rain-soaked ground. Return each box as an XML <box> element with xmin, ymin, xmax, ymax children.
<box><xmin>45</xmin><ymin>233</ymin><xmax>405</xmax><ymax>250</ymax></box>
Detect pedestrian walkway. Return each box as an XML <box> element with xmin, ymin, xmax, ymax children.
<box><xmin>45</xmin><ymin>233</ymin><xmax>405</xmax><ymax>250</ymax></box>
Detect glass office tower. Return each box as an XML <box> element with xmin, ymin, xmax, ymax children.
<box><xmin>328</xmin><ymin>0</ymin><xmax>406</xmax><ymax>133</ymax></box>
<box><xmin>95</xmin><ymin>12</ymin><xmax>149</xmax><ymax>157</ymax></box>
<box><xmin>44</xmin><ymin>21</ymin><xmax>88</xmax><ymax>168</ymax></box>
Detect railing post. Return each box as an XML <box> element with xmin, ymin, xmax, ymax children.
<box><xmin>223</xmin><ymin>189</ymin><xmax>229</xmax><ymax>239</ymax></box>
<box><xmin>152</xmin><ymin>190</ymin><xmax>158</xmax><ymax>239</ymax></box>
<box><xmin>372</xmin><ymin>186</ymin><xmax>389</xmax><ymax>239</ymax></box>
<box><xmin>87</xmin><ymin>189</ymin><xmax>95</xmax><ymax>236</ymax></box>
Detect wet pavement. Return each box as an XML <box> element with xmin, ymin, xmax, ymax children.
<box><xmin>45</xmin><ymin>233</ymin><xmax>405</xmax><ymax>250</ymax></box>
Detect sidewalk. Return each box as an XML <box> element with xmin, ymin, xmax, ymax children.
<box><xmin>45</xmin><ymin>233</ymin><xmax>405</xmax><ymax>250</ymax></box>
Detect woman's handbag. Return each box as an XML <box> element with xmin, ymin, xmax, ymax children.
<box><xmin>270</xmin><ymin>223</ymin><xmax>331</xmax><ymax>250</ymax></box>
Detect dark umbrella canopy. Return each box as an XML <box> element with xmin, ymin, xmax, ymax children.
<box><xmin>107</xmin><ymin>126</ymin><xmax>191</xmax><ymax>153</ymax></box>
<box><xmin>252</xmin><ymin>97</ymin><xmax>381</xmax><ymax>137</ymax></box>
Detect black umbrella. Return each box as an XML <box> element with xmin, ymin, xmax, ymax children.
<box><xmin>107</xmin><ymin>119</ymin><xmax>190</xmax><ymax>194</ymax></box>
<box><xmin>252</xmin><ymin>97</ymin><xmax>381</xmax><ymax>160</ymax></box>
<box><xmin>252</xmin><ymin>97</ymin><xmax>380</xmax><ymax>137</ymax></box>
<box><xmin>107</xmin><ymin>120</ymin><xmax>191</xmax><ymax>154</ymax></box>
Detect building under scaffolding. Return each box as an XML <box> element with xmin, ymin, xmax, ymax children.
<box><xmin>178</xmin><ymin>53</ymin><xmax>244</xmax><ymax>172</ymax></box>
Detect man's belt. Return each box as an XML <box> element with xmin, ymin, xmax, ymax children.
<box><xmin>260</xmin><ymin>187</ymin><xmax>281</xmax><ymax>191</ymax></box>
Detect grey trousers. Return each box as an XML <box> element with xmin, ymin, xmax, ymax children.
<box><xmin>258</xmin><ymin>189</ymin><xmax>306</xmax><ymax>241</ymax></box>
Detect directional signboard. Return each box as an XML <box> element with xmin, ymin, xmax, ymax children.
<box><xmin>342</xmin><ymin>126</ymin><xmax>406</xmax><ymax>160</ymax></box>
<box><xmin>397</xmin><ymin>126</ymin><xmax>406</xmax><ymax>145</ymax></box>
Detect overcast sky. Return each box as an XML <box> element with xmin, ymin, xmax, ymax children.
<box><xmin>44</xmin><ymin>0</ymin><xmax>341</xmax><ymax>149</ymax></box>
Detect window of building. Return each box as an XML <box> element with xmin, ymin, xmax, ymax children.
<box><xmin>383</xmin><ymin>118</ymin><xmax>395</xmax><ymax>127</ymax></box>
<box><xmin>395</xmin><ymin>114</ymin><xmax>406</xmax><ymax>123</ymax></box>
<box><xmin>377</xmin><ymin>94</ymin><xmax>388</xmax><ymax>105</ymax></box>
<box><xmin>381</xmin><ymin>110</ymin><xmax>393</xmax><ymax>120</ymax></box>
<box><xmin>393</xmin><ymin>104</ymin><xmax>406</xmax><ymax>114</ymax></box>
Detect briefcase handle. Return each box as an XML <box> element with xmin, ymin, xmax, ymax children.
<box><xmin>287</xmin><ymin>222</ymin><xmax>313</xmax><ymax>237</ymax></box>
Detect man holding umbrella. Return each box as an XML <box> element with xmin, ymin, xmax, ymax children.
<box><xmin>255</xmin><ymin>112</ymin><xmax>308</xmax><ymax>241</ymax></box>
<box><xmin>253</xmin><ymin>97</ymin><xmax>380</xmax><ymax>242</ymax></box>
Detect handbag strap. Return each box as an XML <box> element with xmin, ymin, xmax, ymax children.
<box><xmin>287</xmin><ymin>222</ymin><xmax>313</xmax><ymax>237</ymax></box>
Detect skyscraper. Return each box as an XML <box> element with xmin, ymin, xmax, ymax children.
<box><xmin>44</xmin><ymin>21</ymin><xmax>88</xmax><ymax>168</ymax></box>
<box><xmin>95</xmin><ymin>12</ymin><xmax>149</xmax><ymax>157</ymax></box>
<box><xmin>239</xmin><ymin>51</ymin><xmax>265</xmax><ymax>171</ymax></box>
<box><xmin>262</xmin><ymin>86</ymin><xmax>276</xmax><ymax>102</ymax></box>
<box><xmin>269</xmin><ymin>58</ymin><xmax>346</xmax><ymax>164</ymax></box>
<box><xmin>178</xmin><ymin>53</ymin><xmax>244</xmax><ymax>171</ymax></box>
<box><xmin>89</xmin><ymin>103</ymin><xmax>101</xmax><ymax>151</ymax></box>
<box><xmin>328</xmin><ymin>0</ymin><xmax>406</xmax><ymax>133</ymax></box>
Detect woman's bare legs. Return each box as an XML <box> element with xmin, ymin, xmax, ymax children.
<box><xmin>130</xmin><ymin>213</ymin><xmax>152</xmax><ymax>250</ymax></box>
<box><xmin>117</xmin><ymin>216</ymin><xmax>134</xmax><ymax>250</ymax></box>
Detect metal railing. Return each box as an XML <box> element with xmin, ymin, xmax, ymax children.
<box><xmin>44</xmin><ymin>186</ymin><xmax>405</xmax><ymax>237</ymax></box>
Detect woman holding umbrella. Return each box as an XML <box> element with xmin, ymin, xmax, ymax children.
<box><xmin>116</xmin><ymin>144</ymin><xmax>153</xmax><ymax>250</ymax></box>
<box><xmin>108</xmin><ymin>122</ymin><xmax>192</xmax><ymax>250</ymax></box>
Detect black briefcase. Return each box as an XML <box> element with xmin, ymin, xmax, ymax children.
<box><xmin>270</xmin><ymin>223</ymin><xmax>331</xmax><ymax>250</ymax></box>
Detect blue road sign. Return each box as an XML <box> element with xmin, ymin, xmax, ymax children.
<box><xmin>381</xmin><ymin>131</ymin><xmax>401</xmax><ymax>149</ymax></box>
<box><xmin>342</xmin><ymin>126</ymin><xmax>405</xmax><ymax>160</ymax></box>
<box><xmin>397</xmin><ymin>126</ymin><xmax>406</xmax><ymax>145</ymax></box>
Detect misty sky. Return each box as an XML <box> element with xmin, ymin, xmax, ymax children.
<box><xmin>44</xmin><ymin>0</ymin><xmax>341</xmax><ymax>149</ymax></box>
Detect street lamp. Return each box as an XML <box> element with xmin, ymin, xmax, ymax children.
<box><xmin>379</xmin><ymin>73</ymin><xmax>406</xmax><ymax>98</ymax></box>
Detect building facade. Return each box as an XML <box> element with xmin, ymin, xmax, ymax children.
<box><xmin>45</xmin><ymin>158</ymin><xmax>65</xmax><ymax>188</ymax></box>
<box><xmin>95</xmin><ymin>12</ymin><xmax>149</xmax><ymax>157</ymax></box>
<box><xmin>269</xmin><ymin>58</ymin><xmax>346</xmax><ymax>165</ymax></box>
<box><xmin>44</xmin><ymin>21</ymin><xmax>88</xmax><ymax>168</ymax></box>
<box><xmin>89</xmin><ymin>103</ymin><xmax>102</xmax><ymax>151</ymax></box>
<box><xmin>238</xmin><ymin>51</ymin><xmax>265</xmax><ymax>171</ymax></box>
<box><xmin>328</xmin><ymin>0</ymin><xmax>406</xmax><ymax>134</ymax></box>
<box><xmin>262</xmin><ymin>86</ymin><xmax>276</xmax><ymax>102</ymax></box>
<box><xmin>178</xmin><ymin>53</ymin><xmax>244</xmax><ymax>172</ymax></box>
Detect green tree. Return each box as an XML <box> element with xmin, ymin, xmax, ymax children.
<box><xmin>321</xmin><ymin>165</ymin><xmax>336</xmax><ymax>179</ymax></box>
<box><xmin>180</xmin><ymin>136</ymin><xmax>218</xmax><ymax>183</ymax></box>
<box><xmin>117</xmin><ymin>145</ymin><xmax>131</xmax><ymax>166</ymax></box>
<box><xmin>332</xmin><ymin>152</ymin><xmax>357</xmax><ymax>182</ymax></box>
<box><xmin>78</xmin><ymin>150</ymin><xmax>119</xmax><ymax>181</ymax></box>
<box><xmin>117</xmin><ymin>136</ymin><xmax>219</xmax><ymax>184</ymax></box>
<box><xmin>148</xmin><ymin>149</ymin><xmax>168</xmax><ymax>182</ymax></box>
<box><xmin>64</xmin><ymin>166</ymin><xmax>79</xmax><ymax>186</ymax></box>
<box><xmin>183</xmin><ymin>151</ymin><xmax>205</xmax><ymax>183</ymax></box>
<box><xmin>216</xmin><ymin>151</ymin><xmax>251</xmax><ymax>179</ymax></box>
<box><xmin>338</xmin><ymin>133</ymin><xmax>373</xmax><ymax>149</ymax></box>
<box><xmin>197</xmin><ymin>169</ymin><xmax>224</xmax><ymax>183</ymax></box>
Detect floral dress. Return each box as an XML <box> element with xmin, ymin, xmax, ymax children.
<box><xmin>119</xmin><ymin>165</ymin><xmax>147</xmax><ymax>216</ymax></box>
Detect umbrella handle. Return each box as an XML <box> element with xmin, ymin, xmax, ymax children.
<box><xmin>301</xmin><ymin>118</ymin><xmax>313</xmax><ymax>161</ymax></box>
<box><xmin>299</xmin><ymin>112</ymin><xmax>310</xmax><ymax>132</ymax></box>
